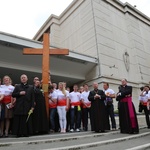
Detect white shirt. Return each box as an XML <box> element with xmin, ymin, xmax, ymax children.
<box><xmin>1</xmin><ymin>85</ymin><xmax>15</xmax><ymax>96</ymax></box>
<box><xmin>0</xmin><ymin>88</ymin><xmax>4</xmax><ymax>95</ymax></box>
<box><xmin>103</xmin><ymin>88</ymin><xmax>115</xmax><ymax>103</ymax></box>
<box><xmin>57</xmin><ymin>89</ymin><xmax>69</xmax><ymax>100</ymax></box>
<box><xmin>49</xmin><ymin>91</ymin><xmax>58</xmax><ymax>107</ymax></box>
<box><xmin>49</xmin><ymin>91</ymin><xmax>58</xmax><ymax>100</ymax></box>
<box><xmin>139</xmin><ymin>91</ymin><xmax>149</xmax><ymax>102</ymax></box>
<box><xmin>69</xmin><ymin>91</ymin><xmax>81</xmax><ymax>103</ymax></box>
<box><xmin>81</xmin><ymin>91</ymin><xmax>90</xmax><ymax>103</ymax></box>
<box><xmin>104</xmin><ymin>88</ymin><xmax>115</xmax><ymax>95</ymax></box>
<box><xmin>147</xmin><ymin>91</ymin><xmax>150</xmax><ymax>100</ymax></box>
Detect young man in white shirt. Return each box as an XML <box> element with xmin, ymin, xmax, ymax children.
<box><xmin>140</xmin><ymin>86</ymin><xmax>150</xmax><ymax>128</ymax></box>
<box><xmin>48</xmin><ymin>85</ymin><xmax>58</xmax><ymax>132</ymax></box>
<box><xmin>103</xmin><ymin>82</ymin><xmax>116</xmax><ymax>130</ymax></box>
<box><xmin>69</xmin><ymin>84</ymin><xmax>81</xmax><ymax>132</ymax></box>
<box><xmin>81</xmin><ymin>84</ymin><xmax>91</xmax><ymax>131</ymax></box>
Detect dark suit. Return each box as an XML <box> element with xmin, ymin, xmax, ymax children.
<box><xmin>12</xmin><ymin>83</ymin><xmax>35</xmax><ymax>136</ymax></box>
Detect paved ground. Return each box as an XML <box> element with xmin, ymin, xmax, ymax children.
<box><xmin>0</xmin><ymin>115</ymin><xmax>149</xmax><ymax>150</ymax></box>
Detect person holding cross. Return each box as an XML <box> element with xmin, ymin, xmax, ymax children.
<box><xmin>32</xmin><ymin>80</ymin><xmax>49</xmax><ymax>135</ymax></box>
<box><xmin>23</xmin><ymin>33</ymin><xmax>69</xmax><ymax>119</ymax></box>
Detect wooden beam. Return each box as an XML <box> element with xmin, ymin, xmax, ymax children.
<box><xmin>23</xmin><ymin>48</ymin><xmax>43</xmax><ymax>54</ymax></box>
<box><xmin>50</xmin><ymin>49</ymin><xmax>69</xmax><ymax>55</ymax></box>
<box><xmin>23</xmin><ymin>48</ymin><xmax>69</xmax><ymax>55</ymax></box>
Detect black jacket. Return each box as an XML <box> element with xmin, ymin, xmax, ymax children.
<box><xmin>116</xmin><ymin>85</ymin><xmax>132</xmax><ymax>101</ymax></box>
<box><xmin>12</xmin><ymin>83</ymin><xmax>35</xmax><ymax>115</ymax></box>
<box><xmin>88</xmin><ymin>89</ymin><xmax>106</xmax><ymax>102</ymax></box>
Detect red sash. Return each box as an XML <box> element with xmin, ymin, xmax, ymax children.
<box><xmin>57</xmin><ymin>99</ymin><xmax>66</xmax><ymax>106</ymax></box>
<box><xmin>3</xmin><ymin>96</ymin><xmax>11</xmax><ymax>104</ymax></box>
<box><xmin>71</xmin><ymin>101</ymin><xmax>81</xmax><ymax>106</ymax></box>
<box><xmin>49</xmin><ymin>102</ymin><xmax>57</xmax><ymax>108</ymax></box>
<box><xmin>142</xmin><ymin>102</ymin><xmax>147</xmax><ymax>106</ymax></box>
<box><xmin>82</xmin><ymin>103</ymin><xmax>91</xmax><ymax>108</ymax></box>
<box><xmin>121</xmin><ymin>97</ymin><xmax>136</xmax><ymax>128</ymax></box>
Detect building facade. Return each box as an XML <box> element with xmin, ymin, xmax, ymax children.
<box><xmin>34</xmin><ymin>0</ymin><xmax>150</xmax><ymax>109</ymax></box>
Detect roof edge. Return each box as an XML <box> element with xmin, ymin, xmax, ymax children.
<box><xmin>0</xmin><ymin>31</ymin><xmax>98</xmax><ymax>64</ymax></box>
<box><xmin>33</xmin><ymin>0</ymin><xmax>150</xmax><ymax>41</ymax></box>
<box><xmin>33</xmin><ymin>0</ymin><xmax>81</xmax><ymax>40</ymax></box>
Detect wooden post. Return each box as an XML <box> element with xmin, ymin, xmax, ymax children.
<box><xmin>23</xmin><ymin>33</ymin><xmax>69</xmax><ymax>117</ymax></box>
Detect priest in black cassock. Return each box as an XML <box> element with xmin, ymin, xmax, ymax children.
<box><xmin>88</xmin><ymin>82</ymin><xmax>110</xmax><ymax>132</ymax></box>
<box><xmin>116</xmin><ymin>78</ymin><xmax>139</xmax><ymax>134</ymax></box>
<box><xmin>32</xmin><ymin>80</ymin><xmax>49</xmax><ymax>134</ymax></box>
<box><xmin>12</xmin><ymin>74</ymin><xmax>35</xmax><ymax>137</ymax></box>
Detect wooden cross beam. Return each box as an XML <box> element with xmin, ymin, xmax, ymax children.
<box><xmin>23</xmin><ymin>33</ymin><xmax>69</xmax><ymax>117</ymax></box>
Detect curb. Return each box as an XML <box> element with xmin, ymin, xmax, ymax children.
<box><xmin>0</xmin><ymin>126</ymin><xmax>147</xmax><ymax>147</ymax></box>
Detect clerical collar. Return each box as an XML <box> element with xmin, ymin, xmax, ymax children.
<box><xmin>22</xmin><ymin>82</ymin><xmax>27</xmax><ymax>85</ymax></box>
<box><xmin>94</xmin><ymin>89</ymin><xmax>98</xmax><ymax>91</ymax></box>
<box><xmin>122</xmin><ymin>85</ymin><xmax>127</xmax><ymax>88</ymax></box>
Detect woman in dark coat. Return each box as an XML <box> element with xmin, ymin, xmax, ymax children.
<box><xmin>88</xmin><ymin>82</ymin><xmax>110</xmax><ymax>132</ymax></box>
<box><xmin>32</xmin><ymin>80</ymin><xmax>49</xmax><ymax>134</ymax></box>
<box><xmin>12</xmin><ymin>74</ymin><xmax>34</xmax><ymax>137</ymax></box>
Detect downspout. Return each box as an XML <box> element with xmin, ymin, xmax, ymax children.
<box><xmin>91</xmin><ymin>0</ymin><xmax>101</xmax><ymax>77</ymax></box>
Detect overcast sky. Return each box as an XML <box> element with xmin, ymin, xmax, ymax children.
<box><xmin>0</xmin><ymin>0</ymin><xmax>149</xmax><ymax>39</ymax></box>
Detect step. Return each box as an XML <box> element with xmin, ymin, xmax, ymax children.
<box><xmin>0</xmin><ymin>127</ymin><xmax>148</xmax><ymax>150</ymax></box>
<box><xmin>44</xmin><ymin>131</ymin><xmax>150</xmax><ymax>150</ymax></box>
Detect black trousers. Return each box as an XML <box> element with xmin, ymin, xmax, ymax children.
<box><xmin>142</xmin><ymin>105</ymin><xmax>150</xmax><ymax>127</ymax></box>
<box><xmin>106</xmin><ymin>104</ymin><xmax>116</xmax><ymax>128</ymax></box>
<box><xmin>82</xmin><ymin>108</ymin><xmax>91</xmax><ymax>130</ymax></box>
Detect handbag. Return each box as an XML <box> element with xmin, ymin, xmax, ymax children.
<box><xmin>138</xmin><ymin>103</ymin><xmax>143</xmax><ymax>113</ymax></box>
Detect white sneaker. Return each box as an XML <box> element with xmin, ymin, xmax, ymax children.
<box><xmin>70</xmin><ymin>129</ymin><xmax>74</xmax><ymax>132</ymax></box>
<box><xmin>112</xmin><ymin>128</ymin><xmax>116</xmax><ymax>131</ymax></box>
<box><xmin>76</xmin><ymin>128</ymin><xmax>80</xmax><ymax>132</ymax></box>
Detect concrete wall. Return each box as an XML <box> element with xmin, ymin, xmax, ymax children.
<box><xmin>50</xmin><ymin>0</ymin><xmax>98</xmax><ymax>57</ymax></box>
<box><xmin>85</xmin><ymin>0</ymin><xmax>150</xmax><ymax>110</ymax></box>
<box><xmin>50</xmin><ymin>0</ymin><xmax>150</xmax><ymax>111</ymax></box>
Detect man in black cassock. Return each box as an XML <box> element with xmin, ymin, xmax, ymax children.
<box><xmin>32</xmin><ymin>80</ymin><xmax>49</xmax><ymax>134</ymax></box>
<box><xmin>88</xmin><ymin>82</ymin><xmax>110</xmax><ymax>132</ymax></box>
<box><xmin>12</xmin><ymin>74</ymin><xmax>35</xmax><ymax>137</ymax></box>
<box><xmin>116</xmin><ymin>78</ymin><xmax>139</xmax><ymax>134</ymax></box>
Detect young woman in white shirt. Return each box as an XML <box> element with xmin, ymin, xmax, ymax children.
<box><xmin>0</xmin><ymin>87</ymin><xmax>4</xmax><ymax>133</ymax></box>
<box><xmin>57</xmin><ymin>82</ymin><xmax>69</xmax><ymax>133</ymax></box>
<box><xmin>1</xmin><ymin>76</ymin><xmax>15</xmax><ymax>137</ymax></box>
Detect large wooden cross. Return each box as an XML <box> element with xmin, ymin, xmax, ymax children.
<box><xmin>23</xmin><ymin>33</ymin><xmax>69</xmax><ymax>117</ymax></box>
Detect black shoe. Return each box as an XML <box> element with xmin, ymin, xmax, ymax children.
<box><xmin>129</xmin><ymin>131</ymin><xmax>134</xmax><ymax>134</ymax></box>
<box><xmin>4</xmin><ymin>132</ymin><xmax>8</xmax><ymax>138</ymax></box>
<box><xmin>5</xmin><ymin>135</ymin><xmax>8</xmax><ymax>138</ymax></box>
<box><xmin>83</xmin><ymin>127</ymin><xmax>87</xmax><ymax>131</ymax></box>
<box><xmin>16</xmin><ymin>134</ymin><xmax>21</xmax><ymax>138</ymax></box>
